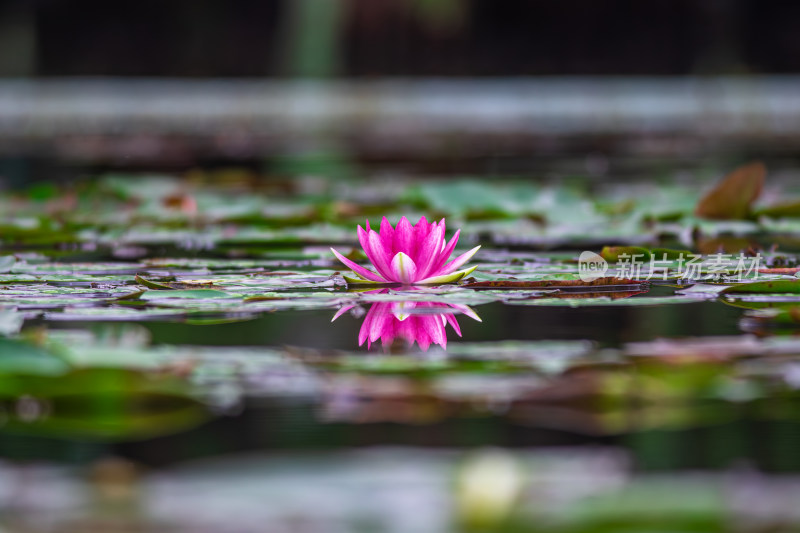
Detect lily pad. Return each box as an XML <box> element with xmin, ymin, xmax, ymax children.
<box><xmin>721</xmin><ymin>280</ymin><xmax>800</xmax><ymax>295</ymax></box>
<box><xmin>0</xmin><ymin>255</ymin><xmax>16</xmax><ymax>273</ymax></box>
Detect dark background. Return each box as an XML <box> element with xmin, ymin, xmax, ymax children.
<box><xmin>2</xmin><ymin>0</ymin><xmax>800</xmax><ymax>77</ymax></box>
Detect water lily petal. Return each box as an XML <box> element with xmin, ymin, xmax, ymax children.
<box><xmin>367</xmin><ymin>230</ymin><xmax>395</xmax><ymax>280</ymax></box>
<box><xmin>449</xmin><ymin>303</ymin><xmax>482</xmax><ymax>322</ymax></box>
<box><xmin>414</xmin><ymin>223</ymin><xmax>445</xmax><ymax>279</ymax></box>
<box><xmin>369</xmin><ymin>307</ymin><xmax>394</xmax><ymax>343</ymax></box>
<box><xmin>379</xmin><ymin>217</ymin><xmax>395</xmax><ymax>255</ymax></box>
<box><xmin>331</xmin><ymin>305</ymin><xmax>357</xmax><ymax>322</ymax></box>
<box><xmin>357</xmin><ymin>224</ymin><xmax>371</xmax><ymax>256</ymax></box>
<box><xmin>390</xmin><ymin>252</ymin><xmax>418</xmax><ymax>284</ymax></box>
<box><xmin>358</xmin><ymin>304</ymin><xmax>380</xmax><ymax>345</ymax></box>
<box><xmin>411</xmin><ymin>317</ymin><xmax>433</xmax><ymax>351</ymax></box>
<box><xmin>429</xmin><ymin>229</ymin><xmax>460</xmax><ymax>273</ymax></box>
<box><xmin>431</xmin><ymin>245</ymin><xmax>481</xmax><ymax>277</ymax></box>
<box><xmin>413</xmin><ymin>216</ymin><xmax>432</xmax><ymax>254</ymax></box>
<box><xmin>420</xmin><ymin>314</ymin><xmax>446</xmax><ymax>349</ymax></box>
<box><xmin>444</xmin><ymin>313</ymin><xmax>462</xmax><ymax>337</ymax></box>
<box><xmin>358</xmin><ymin>225</ymin><xmax>392</xmax><ymax>279</ymax></box>
<box><xmin>390</xmin><ymin>301</ymin><xmax>417</xmax><ymax>321</ymax></box>
<box><xmin>394</xmin><ymin>216</ymin><xmax>414</xmax><ymax>255</ymax></box>
<box><xmin>331</xmin><ymin>248</ymin><xmax>385</xmax><ymax>282</ymax></box>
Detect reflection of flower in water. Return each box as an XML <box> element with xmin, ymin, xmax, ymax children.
<box><xmin>333</xmin><ymin>300</ymin><xmax>481</xmax><ymax>351</ymax></box>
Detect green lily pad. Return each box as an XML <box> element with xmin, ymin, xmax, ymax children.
<box><xmin>600</xmin><ymin>246</ymin><xmax>653</xmax><ymax>262</ymax></box>
<box><xmin>139</xmin><ymin>289</ymin><xmax>236</xmax><ymax>300</ymax></box>
<box><xmin>721</xmin><ymin>280</ymin><xmax>800</xmax><ymax>295</ymax></box>
<box><xmin>0</xmin><ymin>255</ymin><xmax>16</xmax><ymax>273</ymax></box>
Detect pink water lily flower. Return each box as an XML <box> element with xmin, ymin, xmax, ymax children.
<box><xmin>331</xmin><ymin>216</ymin><xmax>480</xmax><ymax>285</ymax></box>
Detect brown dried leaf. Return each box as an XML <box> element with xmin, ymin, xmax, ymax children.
<box><xmin>695</xmin><ymin>161</ymin><xmax>766</xmax><ymax>219</ymax></box>
<box><xmin>463</xmin><ymin>278</ymin><xmax>645</xmax><ymax>290</ymax></box>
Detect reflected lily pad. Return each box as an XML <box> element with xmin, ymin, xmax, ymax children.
<box><xmin>0</xmin><ymin>368</ymin><xmax>210</xmax><ymax>440</ymax></box>
<box><xmin>0</xmin><ymin>338</ymin><xmax>69</xmax><ymax>376</ymax></box>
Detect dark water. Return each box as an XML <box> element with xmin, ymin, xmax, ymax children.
<box><xmin>6</xmin><ymin>290</ymin><xmax>792</xmax><ymax>475</ymax></box>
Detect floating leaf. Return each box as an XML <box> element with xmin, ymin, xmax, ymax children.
<box><xmin>756</xmin><ymin>199</ymin><xmax>800</xmax><ymax>219</ymax></box>
<box><xmin>0</xmin><ymin>255</ymin><xmax>16</xmax><ymax>273</ymax></box>
<box><xmin>135</xmin><ymin>274</ymin><xmax>176</xmax><ymax>290</ymax></box>
<box><xmin>139</xmin><ymin>289</ymin><xmax>235</xmax><ymax>300</ymax></box>
<box><xmin>721</xmin><ymin>280</ymin><xmax>800</xmax><ymax>295</ymax></box>
<box><xmin>651</xmin><ymin>248</ymin><xmax>694</xmax><ymax>260</ymax></box>
<box><xmin>600</xmin><ymin>246</ymin><xmax>652</xmax><ymax>262</ymax></box>
<box><xmin>0</xmin><ymin>309</ymin><xmax>24</xmax><ymax>336</ymax></box>
<box><xmin>695</xmin><ymin>161</ymin><xmax>766</xmax><ymax>219</ymax></box>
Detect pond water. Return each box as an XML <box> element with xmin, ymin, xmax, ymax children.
<box><xmin>2</xmin><ymin>165</ymin><xmax>800</xmax><ymax>531</ymax></box>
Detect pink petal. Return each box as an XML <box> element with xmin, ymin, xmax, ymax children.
<box><xmin>369</xmin><ymin>309</ymin><xmax>393</xmax><ymax>343</ymax></box>
<box><xmin>393</xmin><ymin>216</ymin><xmax>414</xmax><ymax>255</ymax></box>
<box><xmin>380</xmin><ymin>326</ymin><xmax>397</xmax><ymax>348</ymax></box>
<box><xmin>444</xmin><ymin>313</ymin><xmax>462</xmax><ymax>336</ymax></box>
<box><xmin>358</xmin><ymin>304</ymin><xmax>381</xmax><ymax>345</ymax></box>
<box><xmin>449</xmin><ymin>303</ymin><xmax>482</xmax><ymax>322</ymax></box>
<box><xmin>410</xmin><ymin>317</ymin><xmax>432</xmax><ymax>351</ymax></box>
<box><xmin>429</xmin><ymin>245</ymin><xmax>481</xmax><ymax>277</ymax></box>
<box><xmin>390</xmin><ymin>252</ymin><xmax>418</xmax><ymax>284</ymax></box>
<box><xmin>331</xmin><ymin>305</ymin><xmax>357</xmax><ymax>322</ymax></box>
<box><xmin>367</xmin><ymin>230</ymin><xmax>395</xmax><ymax>280</ymax></box>
<box><xmin>331</xmin><ymin>248</ymin><xmax>385</xmax><ymax>282</ymax></box>
<box><xmin>390</xmin><ymin>300</ymin><xmax>417</xmax><ymax>320</ymax></box>
<box><xmin>357</xmin><ymin>225</ymin><xmax>370</xmax><ymax>254</ymax></box>
<box><xmin>419</xmin><ymin>315</ymin><xmax>445</xmax><ymax>348</ymax></box>
<box><xmin>413</xmin><ymin>216</ymin><xmax>432</xmax><ymax>255</ymax></box>
<box><xmin>358</xmin><ymin>225</ymin><xmax>392</xmax><ymax>279</ymax></box>
<box><xmin>359</xmin><ymin>225</ymin><xmax>392</xmax><ymax>279</ymax></box>
<box><xmin>437</xmin><ymin>316</ymin><xmax>449</xmax><ymax>349</ymax></box>
<box><xmin>379</xmin><ymin>217</ymin><xmax>394</xmax><ymax>257</ymax></box>
<box><xmin>429</xmin><ymin>229</ymin><xmax>460</xmax><ymax>274</ymax></box>
<box><xmin>414</xmin><ymin>223</ymin><xmax>445</xmax><ymax>279</ymax></box>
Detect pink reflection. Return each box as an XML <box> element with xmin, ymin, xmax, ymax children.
<box><xmin>333</xmin><ymin>298</ymin><xmax>481</xmax><ymax>351</ymax></box>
